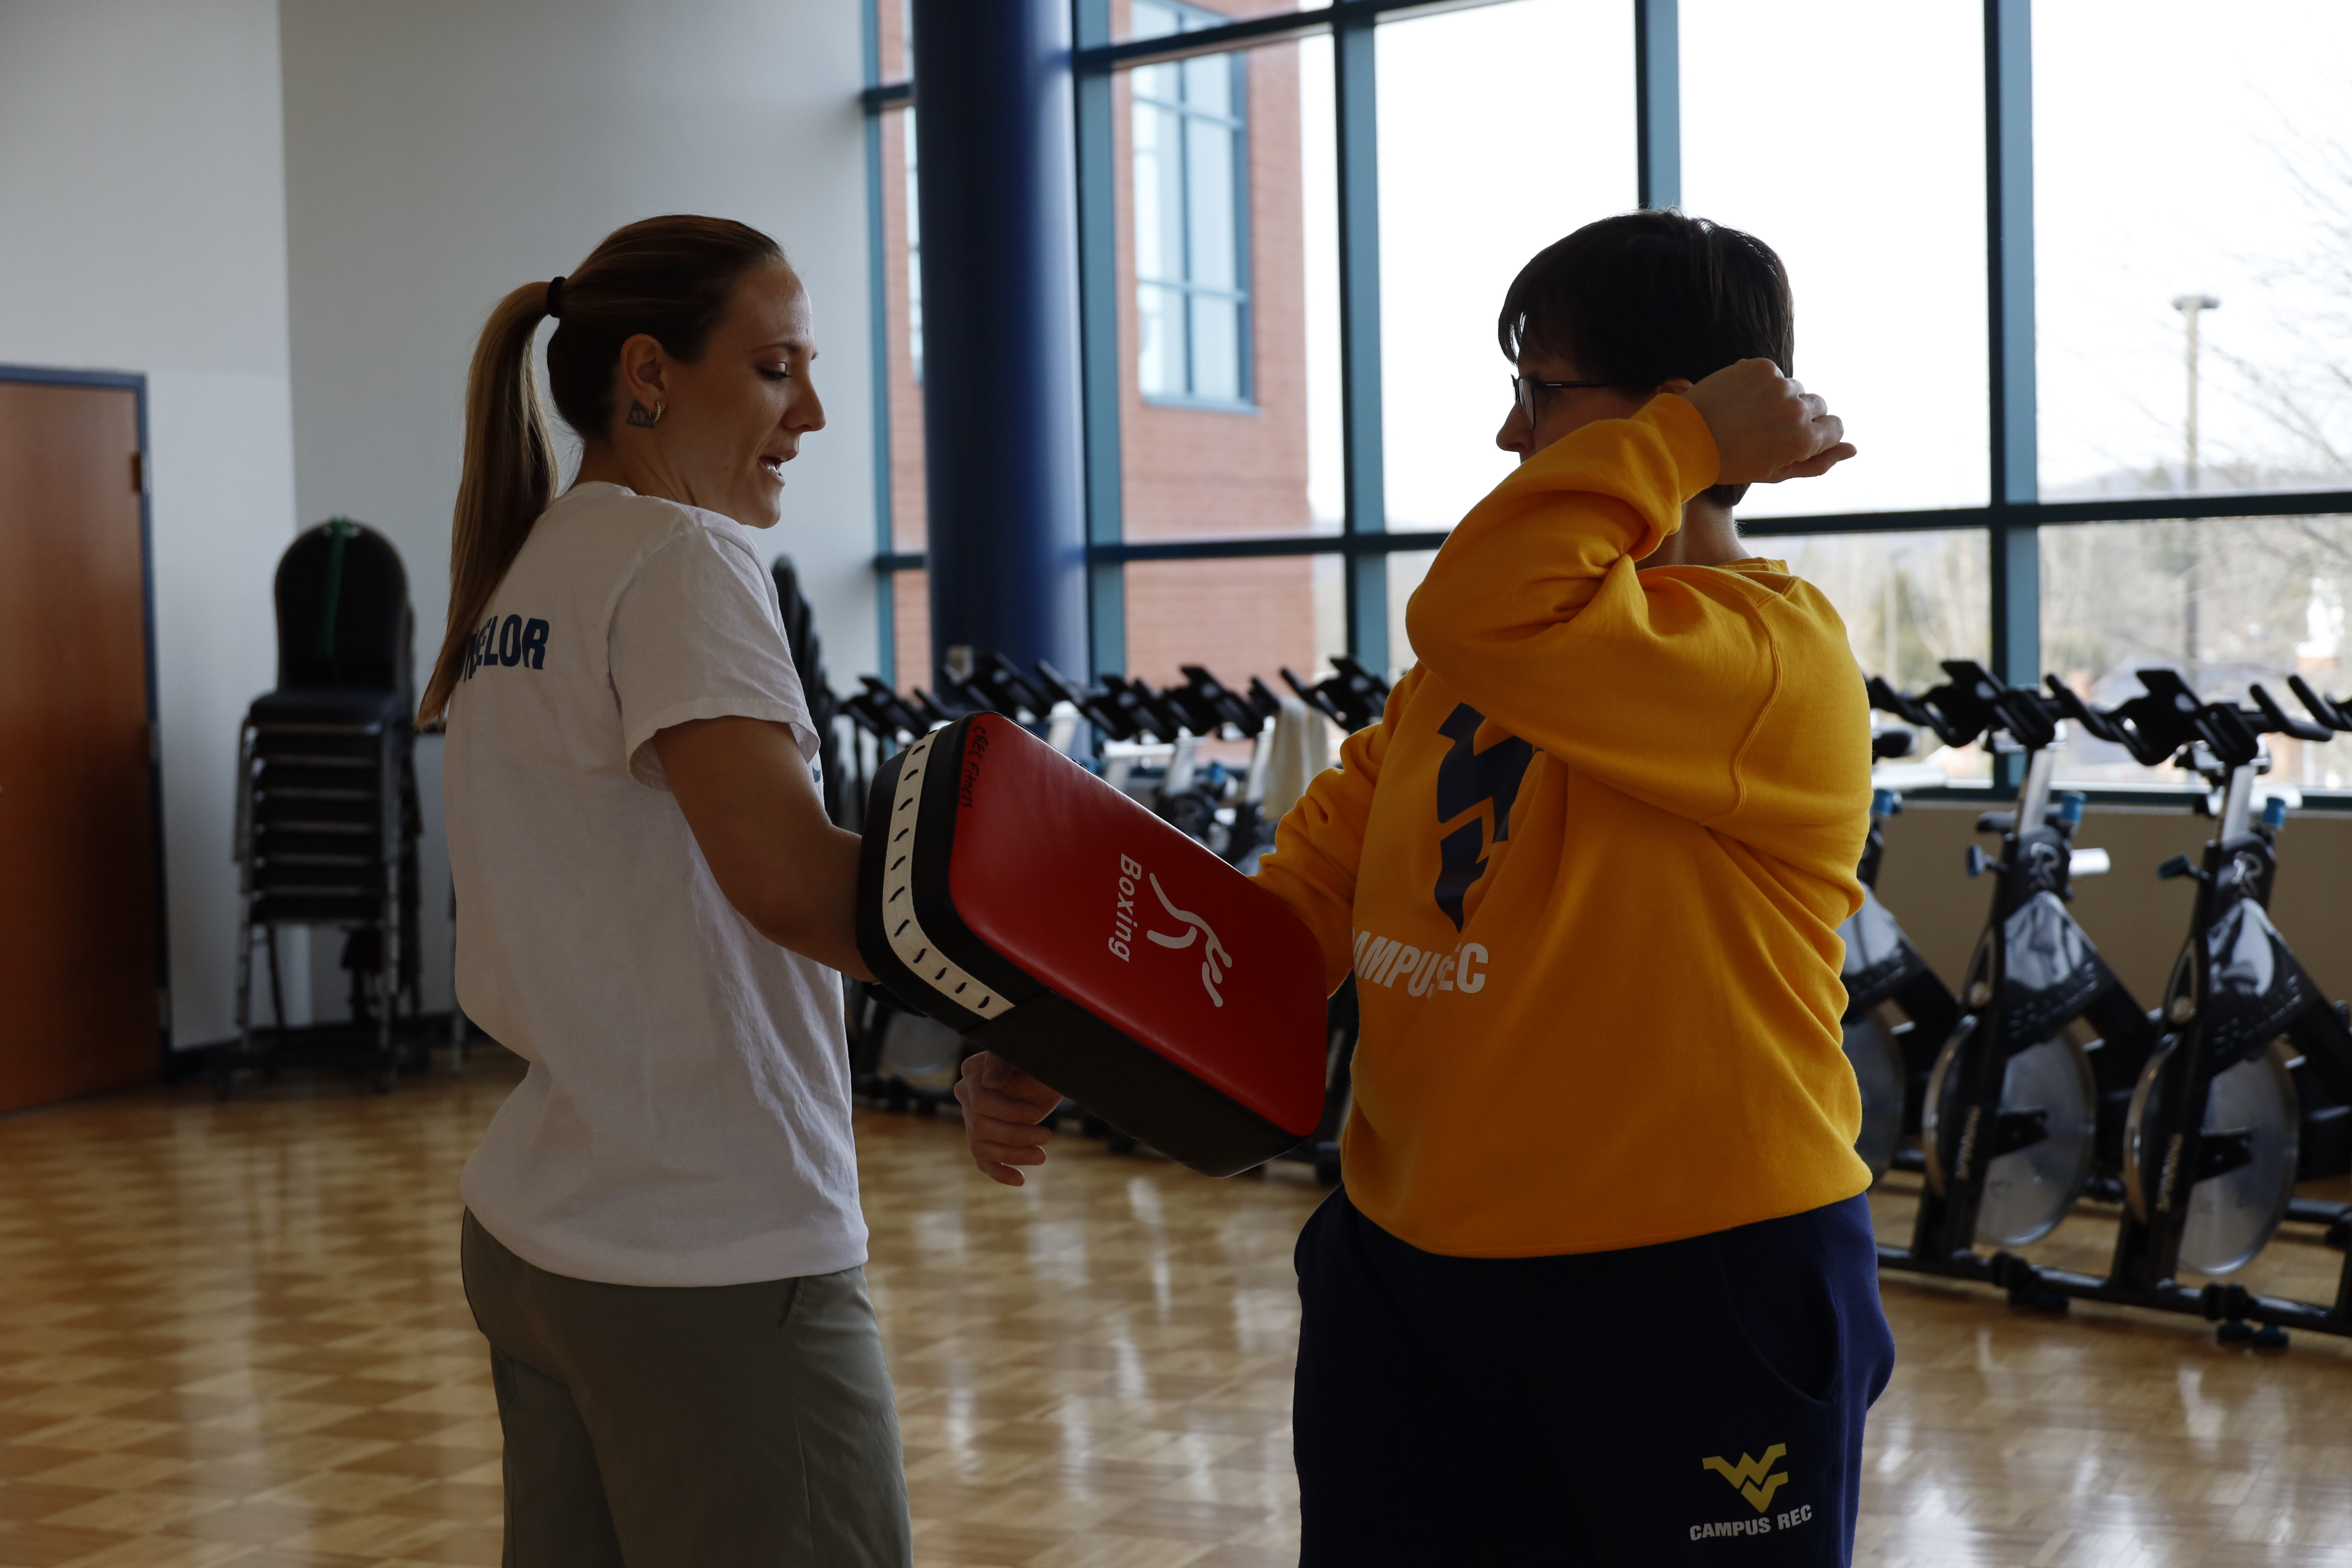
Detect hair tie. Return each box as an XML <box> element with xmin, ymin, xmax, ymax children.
<box><xmin>545</xmin><ymin>276</ymin><xmax>566</xmax><ymax>320</ymax></box>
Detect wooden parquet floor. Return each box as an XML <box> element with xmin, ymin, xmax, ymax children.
<box><xmin>2</xmin><ymin>1055</ymin><xmax>2349</xmax><ymax>1567</ymax></box>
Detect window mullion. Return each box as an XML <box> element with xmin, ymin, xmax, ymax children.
<box><xmin>1076</xmin><ymin>0</ymin><xmax>1126</xmax><ymax>677</ymax></box>
<box><xmin>1635</xmin><ymin>0</ymin><xmax>1680</xmax><ymax>210</ymax></box>
<box><xmin>861</xmin><ymin>0</ymin><xmax>896</xmax><ymax>686</ymax></box>
<box><xmin>1985</xmin><ymin>0</ymin><xmax>2039</xmax><ymax>786</ymax></box>
<box><xmin>1334</xmin><ymin>11</ymin><xmax>1387</xmax><ymax>672</ymax></box>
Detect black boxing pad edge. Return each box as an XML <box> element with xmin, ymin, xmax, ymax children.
<box><xmin>970</xmin><ymin>993</ymin><xmax>1307</xmax><ymax>1178</ymax></box>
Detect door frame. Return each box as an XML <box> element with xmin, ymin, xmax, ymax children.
<box><xmin>0</xmin><ymin>364</ymin><xmax>172</xmax><ymax>1066</ymax></box>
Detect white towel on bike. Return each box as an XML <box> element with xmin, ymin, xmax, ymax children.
<box><xmin>1259</xmin><ymin>695</ymin><xmax>1333</xmax><ymax>822</ymax></box>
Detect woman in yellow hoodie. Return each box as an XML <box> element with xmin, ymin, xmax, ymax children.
<box><xmin>960</xmin><ymin>211</ymin><xmax>1879</xmax><ymax>1566</ymax></box>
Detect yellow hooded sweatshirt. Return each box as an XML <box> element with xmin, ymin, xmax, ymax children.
<box><xmin>1253</xmin><ymin>394</ymin><xmax>1873</xmax><ymax>1257</ymax></box>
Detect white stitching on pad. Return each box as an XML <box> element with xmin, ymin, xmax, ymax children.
<box><xmin>880</xmin><ymin>728</ymin><xmax>1004</xmax><ymax>1020</ymax></box>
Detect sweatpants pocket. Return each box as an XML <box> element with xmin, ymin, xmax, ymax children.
<box><xmin>1712</xmin><ymin>1214</ymin><xmax>1842</xmax><ymax>1409</ymax></box>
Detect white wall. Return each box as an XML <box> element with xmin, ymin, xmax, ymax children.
<box><xmin>0</xmin><ymin>0</ymin><xmax>301</xmax><ymax>1048</ymax></box>
<box><xmin>279</xmin><ymin>0</ymin><xmax>881</xmax><ymax>1020</ymax></box>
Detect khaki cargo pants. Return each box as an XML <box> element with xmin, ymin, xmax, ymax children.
<box><xmin>460</xmin><ymin>1211</ymin><xmax>912</xmax><ymax>1567</ymax></box>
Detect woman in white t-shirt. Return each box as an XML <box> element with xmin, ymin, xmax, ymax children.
<box><xmin>418</xmin><ymin>215</ymin><xmax>908</xmax><ymax>1567</ymax></box>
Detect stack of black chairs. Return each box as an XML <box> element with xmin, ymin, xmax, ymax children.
<box><xmin>224</xmin><ymin>518</ymin><xmax>422</xmax><ymax>1096</ymax></box>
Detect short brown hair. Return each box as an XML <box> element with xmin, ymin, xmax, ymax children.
<box><xmin>1498</xmin><ymin>210</ymin><xmax>1793</xmax><ymax>507</ymax></box>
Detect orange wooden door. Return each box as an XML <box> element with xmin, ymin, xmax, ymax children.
<box><xmin>0</xmin><ymin>379</ymin><xmax>161</xmax><ymax>1112</ymax></box>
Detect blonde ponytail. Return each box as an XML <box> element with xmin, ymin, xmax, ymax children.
<box><xmin>419</xmin><ymin>216</ymin><xmax>783</xmax><ymax>724</ymax></box>
<box><xmin>419</xmin><ymin>282</ymin><xmax>559</xmax><ymax>723</ymax></box>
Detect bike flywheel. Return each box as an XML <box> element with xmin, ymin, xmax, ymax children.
<box><xmin>1923</xmin><ymin>1030</ymin><xmax>2097</xmax><ymax>1246</ymax></box>
<box><xmin>2125</xmin><ymin>1040</ymin><xmax>2300</xmax><ymax>1277</ymax></box>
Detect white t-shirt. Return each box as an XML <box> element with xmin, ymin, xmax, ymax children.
<box><xmin>446</xmin><ymin>481</ymin><xmax>865</xmax><ymax>1287</ymax></box>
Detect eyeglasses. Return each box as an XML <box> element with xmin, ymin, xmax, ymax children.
<box><xmin>1511</xmin><ymin>374</ymin><xmax>1609</xmax><ymax>415</ymax></box>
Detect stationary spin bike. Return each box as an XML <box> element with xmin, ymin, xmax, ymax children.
<box><xmin>1839</xmin><ymin>722</ymin><xmax>1963</xmax><ymax>1179</ymax></box>
<box><xmin>1871</xmin><ymin>663</ymin><xmax>2161</xmax><ymax>1297</ymax></box>
<box><xmin>2034</xmin><ymin>673</ymin><xmax>2352</xmax><ymax>1342</ymax></box>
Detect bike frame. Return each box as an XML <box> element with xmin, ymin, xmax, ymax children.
<box><xmin>1902</xmin><ymin>672</ymin><xmax>2352</xmax><ymax>1341</ymax></box>
<box><xmin>1882</xmin><ymin>744</ymin><xmax>2159</xmax><ymax>1276</ymax></box>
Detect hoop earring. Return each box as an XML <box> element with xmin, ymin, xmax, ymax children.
<box><xmin>626</xmin><ymin>399</ymin><xmax>657</xmax><ymax>429</ymax></box>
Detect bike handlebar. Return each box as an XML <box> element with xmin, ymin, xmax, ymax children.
<box><xmin>1863</xmin><ymin>674</ymin><xmax>1955</xmax><ymax>741</ymax></box>
<box><xmin>1035</xmin><ymin>658</ymin><xmax>1144</xmax><ymax>742</ymax></box>
<box><xmin>971</xmin><ymin>651</ymin><xmax>1052</xmax><ymax>720</ymax></box>
<box><xmin>1099</xmin><ymin>674</ymin><xmax>1191</xmax><ymax>743</ymax></box>
<box><xmin>2288</xmin><ymin>674</ymin><xmax>2352</xmax><ymax>733</ymax></box>
<box><xmin>1170</xmin><ymin>664</ymin><xmax>1276</xmax><ymax>739</ymax></box>
<box><xmin>2042</xmin><ymin>670</ymin><xmax>2187</xmax><ymax>766</ymax></box>
<box><xmin>845</xmin><ymin>652</ymin><xmax>1393</xmax><ymax>753</ymax></box>
<box><xmin>1282</xmin><ymin>656</ymin><xmax>1391</xmax><ymax>732</ymax></box>
<box><xmin>853</xmin><ymin>675</ymin><xmax>928</xmax><ymax>739</ymax></box>
<box><xmin>1867</xmin><ymin>660</ymin><xmax>2061</xmax><ymax>751</ymax></box>
<box><xmin>1870</xmin><ymin>727</ymin><xmax>1915</xmax><ymax>761</ymax></box>
<box><xmin>2249</xmin><ymin>683</ymin><xmax>2334</xmax><ymax>744</ymax></box>
<box><xmin>2042</xmin><ymin>666</ymin><xmax>2340</xmax><ymax>776</ymax></box>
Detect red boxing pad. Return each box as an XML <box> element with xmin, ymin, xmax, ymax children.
<box><xmin>856</xmin><ymin>712</ymin><xmax>1327</xmax><ymax>1177</ymax></box>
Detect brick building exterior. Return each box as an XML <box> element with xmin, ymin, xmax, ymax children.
<box><xmin>877</xmin><ymin>1</ymin><xmax>1322</xmax><ymax>695</ymax></box>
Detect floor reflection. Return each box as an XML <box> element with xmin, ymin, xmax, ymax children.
<box><xmin>0</xmin><ymin>1059</ymin><xmax>2345</xmax><ymax>1567</ymax></box>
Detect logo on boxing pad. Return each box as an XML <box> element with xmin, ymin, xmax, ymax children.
<box><xmin>1144</xmin><ymin>873</ymin><xmax>1232</xmax><ymax>1008</ymax></box>
<box><xmin>1107</xmin><ymin>854</ymin><xmax>1233</xmax><ymax>1008</ymax></box>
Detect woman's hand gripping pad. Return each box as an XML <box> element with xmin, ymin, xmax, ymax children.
<box><xmin>856</xmin><ymin>713</ymin><xmax>1328</xmax><ymax>1176</ymax></box>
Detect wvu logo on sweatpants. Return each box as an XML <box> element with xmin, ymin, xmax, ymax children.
<box><xmin>1688</xmin><ymin>1444</ymin><xmax>1811</xmax><ymax>1541</ymax></box>
<box><xmin>1703</xmin><ymin>1445</ymin><xmax>1789</xmax><ymax>1512</ymax></box>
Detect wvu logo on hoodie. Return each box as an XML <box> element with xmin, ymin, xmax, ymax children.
<box><xmin>1432</xmin><ymin>703</ymin><xmax>1534</xmax><ymax>930</ymax></box>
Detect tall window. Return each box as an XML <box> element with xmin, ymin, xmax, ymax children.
<box><xmin>865</xmin><ymin>0</ymin><xmax>2352</xmax><ymax>797</ymax></box>
<box><xmin>1132</xmin><ymin>0</ymin><xmax>1251</xmax><ymax>405</ymax></box>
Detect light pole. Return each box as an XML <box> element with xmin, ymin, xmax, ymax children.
<box><xmin>2173</xmin><ymin>293</ymin><xmax>2220</xmax><ymax>670</ymax></box>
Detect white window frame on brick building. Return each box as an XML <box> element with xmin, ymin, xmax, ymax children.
<box><xmin>1130</xmin><ymin>0</ymin><xmax>1253</xmax><ymax>408</ymax></box>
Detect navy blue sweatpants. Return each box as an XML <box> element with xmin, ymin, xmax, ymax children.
<box><xmin>1293</xmin><ymin>1189</ymin><xmax>1893</xmax><ymax>1566</ymax></box>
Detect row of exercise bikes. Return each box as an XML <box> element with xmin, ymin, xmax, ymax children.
<box><xmin>819</xmin><ymin>627</ymin><xmax>2352</xmax><ymax>1345</ymax></box>
<box><xmin>1847</xmin><ymin>661</ymin><xmax>2352</xmax><ymax>1346</ymax></box>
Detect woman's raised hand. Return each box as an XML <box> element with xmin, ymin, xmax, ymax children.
<box><xmin>955</xmin><ymin>1052</ymin><xmax>1064</xmax><ymax>1187</ymax></box>
<box><xmin>1671</xmin><ymin>358</ymin><xmax>1856</xmax><ymax>485</ymax></box>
